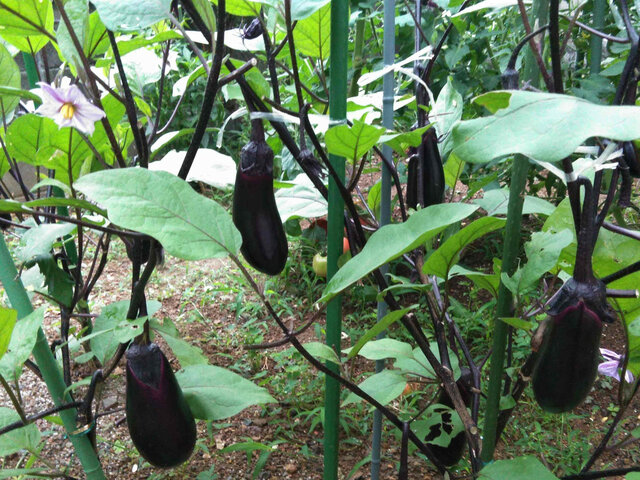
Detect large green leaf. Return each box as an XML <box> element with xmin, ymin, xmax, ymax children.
<box><xmin>0</xmin><ymin>43</ymin><xmax>20</xmax><ymax>119</ymax></box>
<box><xmin>0</xmin><ymin>307</ymin><xmax>17</xmax><ymax>361</ymax></box>
<box><xmin>320</xmin><ymin>203</ymin><xmax>479</xmax><ymax>303</ymax></box>
<box><xmin>342</xmin><ymin>369</ymin><xmax>406</xmax><ymax>406</ymax></box>
<box><xmin>75</xmin><ymin>168</ymin><xmax>242</xmax><ymax>260</ymax></box>
<box><xmin>451</xmin><ymin>90</ymin><xmax>640</xmax><ymax>164</ymax></box>
<box><xmin>474</xmin><ymin>188</ymin><xmax>556</xmax><ymax>216</ymax></box>
<box><xmin>423</xmin><ymin>216</ymin><xmax>505</xmax><ymax>279</ymax></box>
<box><xmin>478</xmin><ymin>456</ymin><xmax>558</xmax><ymax>480</ymax></box>
<box><xmin>0</xmin><ymin>308</ymin><xmax>44</xmax><ymax>382</ymax></box>
<box><xmin>0</xmin><ymin>407</ymin><xmax>41</xmax><ymax>456</ymax></box>
<box><xmin>432</xmin><ymin>77</ymin><xmax>463</xmax><ymax>156</ymax></box>
<box><xmin>293</xmin><ymin>3</ymin><xmax>330</xmax><ymax>59</ymax></box>
<box><xmin>176</xmin><ymin>364</ymin><xmax>276</xmax><ymax>420</ymax></box>
<box><xmin>90</xmin><ymin>0</ymin><xmax>171</xmax><ymax>31</ymax></box>
<box><xmin>0</xmin><ymin>0</ymin><xmax>54</xmax><ymax>53</ymax></box>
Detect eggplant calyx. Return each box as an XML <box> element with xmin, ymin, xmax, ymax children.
<box><xmin>548</xmin><ymin>277</ymin><xmax>616</xmax><ymax>323</ymax></box>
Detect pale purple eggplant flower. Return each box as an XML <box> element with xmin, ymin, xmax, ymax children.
<box><xmin>598</xmin><ymin>348</ymin><xmax>634</xmax><ymax>383</ymax></box>
<box><xmin>35</xmin><ymin>80</ymin><xmax>105</xmax><ymax>135</ymax></box>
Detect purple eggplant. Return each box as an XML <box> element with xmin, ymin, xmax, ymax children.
<box><xmin>232</xmin><ymin>120</ymin><xmax>288</xmax><ymax>275</ymax></box>
<box><xmin>126</xmin><ymin>343</ymin><xmax>196</xmax><ymax>468</ymax></box>
<box><xmin>0</xmin><ymin>212</ymin><xmax>10</xmax><ymax>231</ymax></box>
<box><xmin>622</xmin><ymin>141</ymin><xmax>640</xmax><ymax>177</ymax></box>
<box><xmin>406</xmin><ymin>127</ymin><xmax>444</xmax><ymax>210</ymax></box>
<box><xmin>532</xmin><ymin>299</ymin><xmax>603</xmax><ymax>413</ymax></box>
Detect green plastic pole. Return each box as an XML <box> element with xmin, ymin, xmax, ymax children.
<box><xmin>479</xmin><ymin>156</ymin><xmax>528</xmax><ymax>463</ymax></box>
<box><xmin>0</xmin><ymin>237</ymin><xmax>106</xmax><ymax>479</ymax></box>
<box><xmin>324</xmin><ymin>2</ymin><xmax>348</xmax><ymax>479</ymax></box>
<box><xmin>589</xmin><ymin>0</ymin><xmax>605</xmax><ymax>74</ymax></box>
<box><xmin>370</xmin><ymin>1</ymin><xmax>394</xmax><ymax>479</ymax></box>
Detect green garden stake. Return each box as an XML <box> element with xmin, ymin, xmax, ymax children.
<box><xmin>325</xmin><ymin>1</ymin><xmax>349</xmax><ymax>479</ymax></box>
<box><xmin>371</xmin><ymin>1</ymin><xmax>395</xmax><ymax>478</ymax></box>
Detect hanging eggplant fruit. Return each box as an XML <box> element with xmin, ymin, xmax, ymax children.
<box><xmin>126</xmin><ymin>342</ymin><xmax>197</xmax><ymax>468</ymax></box>
<box><xmin>233</xmin><ymin>119</ymin><xmax>288</xmax><ymax>275</ymax></box>
<box><xmin>406</xmin><ymin>126</ymin><xmax>444</xmax><ymax>210</ymax></box>
<box><xmin>532</xmin><ymin>177</ymin><xmax>616</xmax><ymax>413</ymax></box>
<box><xmin>0</xmin><ymin>212</ymin><xmax>10</xmax><ymax>230</ymax></box>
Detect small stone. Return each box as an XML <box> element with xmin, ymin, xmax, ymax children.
<box><xmin>102</xmin><ymin>396</ymin><xmax>117</xmax><ymax>410</ymax></box>
<box><xmin>284</xmin><ymin>463</ymin><xmax>298</xmax><ymax>474</ymax></box>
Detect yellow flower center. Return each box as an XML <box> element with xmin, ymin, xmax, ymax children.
<box><xmin>60</xmin><ymin>102</ymin><xmax>75</xmax><ymax>120</ymax></box>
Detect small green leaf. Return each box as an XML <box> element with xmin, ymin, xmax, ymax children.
<box><xmin>353</xmin><ymin>339</ymin><xmax>413</xmax><ymax>361</ymax></box>
<box><xmin>289</xmin><ymin>0</ymin><xmax>331</xmax><ymax>20</ymax></box>
<box><xmin>343</xmin><ymin>370</ymin><xmax>407</xmax><ymax>406</ymax></box>
<box><xmin>176</xmin><ymin>365</ymin><xmax>275</xmax><ymax>420</ymax></box>
<box><xmin>0</xmin><ymin>308</ymin><xmax>44</xmax><ymax>382</ymax></box>
<box><xmin>274</xmin><ymin>174</ymin><xmax>328</xmax><ymax>222</ymax></box>
<box><xmin>302</xmin><ymin>342</ymin><xmax>340</xmax><ymax>365</ymax></box>
<box><xmin>0</xmin><ymin>407</ymin><xmax>41</xmax><ymax>456</ymax></box>
<box><xmin>153</xmin><ymin>318</ymin><xmax>209</xmax><ymax>367</ymax></box>
<box><xmin>325</xmin><ymin>118</ymin><xmax>385</xmax><ymax>163</ymax></box>
<box><xmin>56</xmin><ymin>0</ymin><xmax>89</xmax><ymax>69</ymax></box>
<box><xmin>320</xmin><ymin>203</ymin><xmax>479</xmax><ymax>303</ymax></box>
<box><xmin>423</xmin><ymin>216</ymin><xmax>506</xmax><ymax>279</ymax></box>
<box><xmin>478</xmin><ymin>456</ymin><xmax>559</xmax><ymax>480</ymax></box>
<box><xmin>211</xmin><ymin>0</ymin><xmax>261</xmax><ymax>16</ymax></box>
<box><xmin>75</xmin><ymin>168</ymin><xmax>242</xmax><ymax>260</ymax></box>
<box><xmin>499</xmin><ymin>317</ymin><xmax>532</xmax><ymax>331</ymax></box>
<box><xmin>0</xmin><ymin>307</ymin><xmax>17</xmax><ymax>360</ymax></box>
<box><xmin>347</xmin><ymin>308</ymin><xmax>413</xmax><ymax>359</ymax></box>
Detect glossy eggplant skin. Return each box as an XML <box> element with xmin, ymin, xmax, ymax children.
<box><xmin>232</xmin><ymin>122</ymin><xmax>288</xmax><ymax>276</ymax></box>
<box><xmin>126</xmin><ymin>343</ymin><xmax>196</xmax><ymax>468</ymax></box>
<box><xmin>622</xmin><ymin>141</ymin><xmax>640</xmax><ymax>177</ymax></box>
<box><xmin>406</xmin><ymin>128</ymin><xmax>444</xmax><ymax>210</ymax></box>
<box><xmin>426</xmin><ymin>369</ymin><xmax>473</xmax><ymax>467</ymax></box>
<box><xmin>0</xmin><ymin>212</ymin><xmax>10</xmax><ymax>231</ymax></box>
<box><xmin>532</xmin><ymin>301</ymin><xmax>602</xmax><ymax>413</ymax></box>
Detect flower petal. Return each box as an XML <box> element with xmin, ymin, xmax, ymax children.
<box><xmin>598</xmin><ymin>360</ymin><xmax>621</xmax><ymax>381</ymax></box>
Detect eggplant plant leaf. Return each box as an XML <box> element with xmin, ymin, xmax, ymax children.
<box><xmin>320</xmin><ymin>203</ymin><xmax>479</xmax><ymax>303</ymax></box>
<box><xmin>478</xmin><ymin>456</ymin><xmax>558</xmax><ymax>480</ymax></box>
<box><xmin>325</xmin><ymin>118</ymin><xmax>385</xmax><ymax>163</ymax></box>
<box><xmin>176</xmin><ymin>365</ymin><xmax>276</xmax><ymax>420</ymax></box>
<box><xmin>452</xmin><ymin>91</ymin><xmax>640</xmax><ymax>164</ymax></box>
<box><xmin>0</xmin><ymin>0</ymin><xmax>54</xmax><ymax>53</ymax></box>
<box><xmin>0</xmin><ymin>307</ymin><xmax>17</xmax><ymax>361</ymax></box>
<box><xmin>342</xmin><ymin>369</ymin><xmax>406</xmax><ymax>406</ymax></box>
<box><xmin>15</xmin><ymin>223</ymin><xmax>76</xmax><ymax>264</ymax></box>
<box><xmin>293</xmin><ymin>3</ymin><xmax>330</xmax><ymax>59</ymax></box>
<box><xmin>0</xmin><ymin>407</ymin><xmax>41</xmax><ymax>456</ymax></box>
<box><xmin>423</xmin><ymin>216</ymin><xmax>505</xmax><ymax>279</ymax></box>
<box><xmin>0</xmin><ymin>308</ymin><xmax>44</xmax><ymax>382</ymax></box>
<box><xmin>90</xmin><ymin>0</ymin><xmax>171</xmax><ymax>31</ymax></box>
<box><xmin>75</xmin><ymin>168</ymin><xmax>242</xmax><ymax>260</ymax></box>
